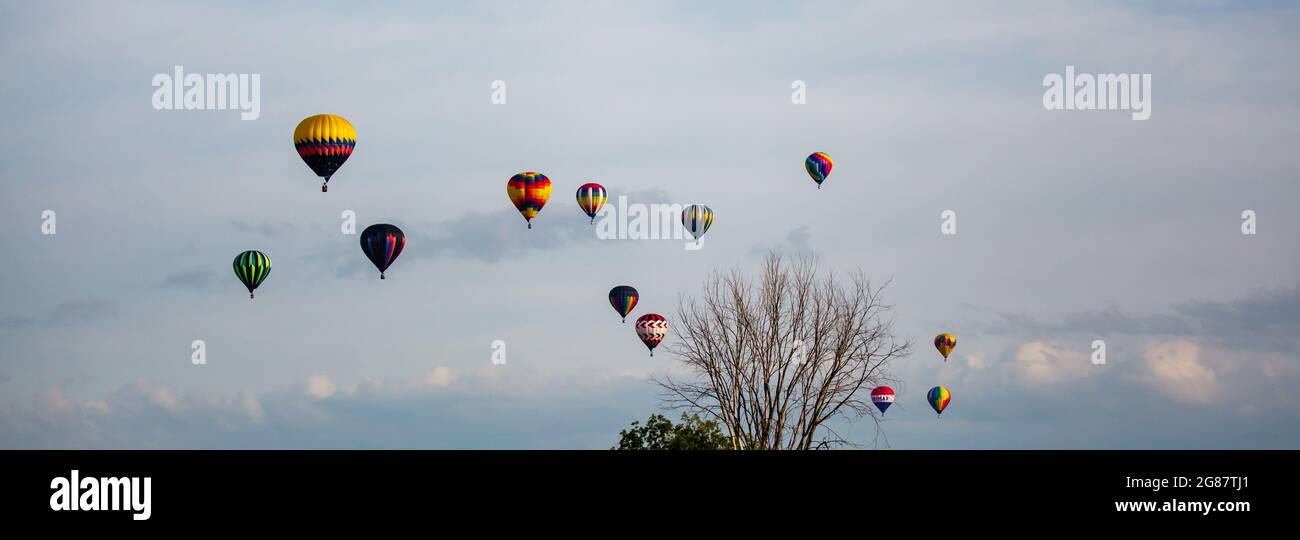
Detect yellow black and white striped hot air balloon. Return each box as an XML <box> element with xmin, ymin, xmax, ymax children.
<box><xmin>293</xmin><ymin>114</ymin><xmax>356</xmax><ymax>192</ymax></box>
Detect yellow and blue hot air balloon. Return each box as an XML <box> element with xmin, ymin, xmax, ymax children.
<box><xmin>294</xmin><ymin>114</ymin><xmax>356</xmax><ymax>192</ymax></box>
<box><xmin>934</xmin><ymin>333</ymin><xmax>956</xmax><ymax>361</ymax></box>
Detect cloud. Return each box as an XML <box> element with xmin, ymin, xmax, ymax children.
<box><xmin>228</xmin><ymin>220</ymin><xmax>297</xmax><ymax>237</ymax></box>
<box><xmin>973</xmin><ymin>283</ymin><xmax>1300</xmax><ymax>357</ymax></box>
<box><xmin>1011</xmin><ymin>340</ymin><xmax>1091</xmax><ymax>386</ymax></box>
<box><xmin>0</xmin><ymin>299</ymin><xmax>118</xmax><ymax>329</ymax></box>
<box><xmin>304</xmin><ymin>374</ymin><xmax>337</xmax><ymax>399</ymax></box>
<box><xmin>1141</xmin><ymin>339</ymin><xmax>1218</xmax><ymax>404</ymax></box>
<box><xmin>163</xmin><ymin>268</ymin><xmax>215</xmax><ymax>291</ymax></box>
<box><xmin>0</xmin><ymin>366</ymin><xmax>658</xmax><ymax>449</ymax></box>
<box><xmin>750</xmin><ymin>225</ymin><xmax>813</xmax><ymax>258</ymax></box>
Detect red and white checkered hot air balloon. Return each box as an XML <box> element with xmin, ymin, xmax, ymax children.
<box><xmin>635</xmin><ymin>314</ymin><xmax>668</xmax><ymax>357</ymax></box>
<box><xmin>871</xmin><ymin>386</ymin><xmax>895</xmax><ymax>414</ymax></box>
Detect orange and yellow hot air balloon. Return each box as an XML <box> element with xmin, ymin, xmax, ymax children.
<box><xmin>507</xmin><ymin>172</ymin><xmax>552</xmax><ymax>229</ymax></box>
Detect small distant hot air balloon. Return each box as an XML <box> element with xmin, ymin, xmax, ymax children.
<box><xmin>871</xmin><ymin>386</ymin><xmax>895</xmax><ymax>414</ymax></box>
<box><xmin>507</xmin><ymin>172</ymin><xmax>552</xmax><ymax>229</ymax></box>
<box><xmin>681</xmin><ymin>204</ymin><xmax>714</xmax><ymax>245</ymax></box>
<box><xmin>294</xmin><ymin>114</ymin><xmax>356</xmax><ymax>192</ymax></box>
<box><xmin>576</xmin><ymin>183</ymin><xmax>607</xmax><ymax>225</ymax></box>
<box><xmin>233</xmin><ymin>250</ymin><xmax>271</xmax><ymax>299</ymax></box>
<box><xmin>609</xmin><ymin>285</ymin><xmax>639</xmax><ymax>323</ymax></box>
<box><xmin>934</xmin><ymin>333</ymin><xmax>956</xmax><ymax>361</ymax></box>
<box><xmin>635</xmin><ymin>313</ymin><xmax>667</xmax><ymax>356</ymax></box>
<box><xmin>805</xmin><ymin>152</ymin><xmax>832</xmax><ymax>189</ymax></box>
<box><xmin>360</xmin><ymin>224</ymin><xmax>405</xmax><ymax>279</ymax></box>
<box><xmin>927</xmin><ymin>386</ymin><xmax>951</xmax><ymax>416</ymax></box>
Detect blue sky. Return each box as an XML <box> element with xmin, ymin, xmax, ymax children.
<box><xmin>1</xmin><ymin>1</ymin><xmax>1297</xmax><ymax>448</ymax></box>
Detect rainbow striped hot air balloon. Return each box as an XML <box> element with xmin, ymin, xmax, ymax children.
<box><xmin>871</xmin><ymin>386</ymin><xmax>895</xmax><ymax>414</ymax></box>
<box><xmin>507</xmin><ymin>172</ymin><xmax>552</xmax><ymax>229</ymax></box>
<box><xmin>609</xmin><ymin>285</ymin><xmax>639</xmax><ymax>323</ymax></box>
<box><xmin>927</xmin><ymin>386</ymin><xmax>951</xmax><ymax>416</ymax></box>
<box><xmin>576</xmin><ymin>183</ymin><xmax>607</xmax><ymax>225</ymax></box>
<box><xmin>294</xmin><ymin>114</ymin><xmax>356</xmax><ymax>192</ymax></box>
<box><xmin>635</xmin><ymin>313</ymin><xmax>667</xmax><ymax>356</ymax></box>
<box><xmin>805</xmin><ymin>152</ymin><xmax>832</xmax><ymax>189</ymax></box>
<box><xmin>233</xmin><ymin>250</ymin><xmax>271</xmax><ymax>299</ymax></box>
<box><xmin>681</xmin><ymin>204</ymin><xmax>714</xmax><ymax>245</ymax></box>
<box><xmin>934</xmin><ymin>333</ymin><xmax>956</xmax><ymax>361</ymax></box>
<box><xmin>360</xmin><ymin>224</ymin><xmax>405</xmax><ymax>279</ymax></box>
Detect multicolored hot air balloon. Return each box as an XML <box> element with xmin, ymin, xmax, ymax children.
<box><xmin>294</xmin><ymin>114</ymin><xmax>356</xmax><ymax>192</ymax></box>
<box><xmin>934</xmin><ymin>333</ymin><xmax>956</xmax><ymax>361</ymax></box>
<box><xmin>233</xmin><ymin>250</ymin><xmax>271</xmax><ymax>299</ymax></box>
<box><xmin>360</xmin><ymin>224</ymin><xmax>405</xmax><ymax>279</ymax></box>
<box><xmin>576</xmin><ymin>183</ymin><xmax>607</xmax><ymax>225</ymax></box>
<box><xmin>635</xmin><ymin>313</ymin><xmax>667</xmax><ymax>356</ymax></box>
<box><xmin>805</xmin><ymin>152</ymin><xmax>832</xmax><ymax>189</ymax></box>
<box><xmin>927</xmin><ymin>386</ymin><xmax>951</xmax><ymax>416</ymax></box>
<box><xmin>681</xmin><ymin>204</ymin><xmax>714</xmax><ymax>244</ymax></box>
<box><xmin>609</xmin><ymin>285</ymin><xmax>639</xmax><ymax>323</ymax></box>
<box><xmin>507</xmin><ymin>172</ymin><xmax>552</xmax><ymax>229</ymax></box>
<box><xmin>871</xmin><ymin>386</ymin><xmax>895</xmax><ymax>414</ymax></box>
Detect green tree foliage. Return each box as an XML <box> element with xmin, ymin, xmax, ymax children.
<box><xmin>614</xmin><ymin>413</ymin><xmax>731</xmax><ymax>450</ymax></box>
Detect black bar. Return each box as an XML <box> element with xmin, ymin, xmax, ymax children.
<box><xmin>2</xmin><ymin>450</ymin><xmax>1289</xmax><ymax>526</ymax></box>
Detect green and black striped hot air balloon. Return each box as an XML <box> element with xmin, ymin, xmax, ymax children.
<box><xmin>233</xmin><ymin>250</ymin><xmax>271</xmax><ymax>299</ymax></box>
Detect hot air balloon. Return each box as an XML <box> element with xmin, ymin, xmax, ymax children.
<box><xmin>635</xmin><ymin>313</ymin><xmax>667</xmax><ymax>356</ymax></box>
<box><xmin>507</xmin><ymin>172</ymin><xmax>552</xmax><ymax>229</ymax></box>
<box><xmin>233</xmin><ymin>250</ymin><xmax>271</xmax><ymax>299</ymax></box>
<box><xmin>927</xmin><ymin>386</ymin><xmax>951</xmax><ymax>416</ymax></box>
<box><xmin>576</xmin><ymin>183</ymin><xmax>607</xmax><ymax>225</ymax></box>
<box><xmin>805</xmin><ymin>152</ymin><xmax>832</xmax><ymax>189</ymax></box>
<box><xmin>293</xmin><ymin>114</ymin><xmax>356</xmax><ymax>192</ymax></box>
<box><xmin>609</xmin><ymin>285</ymin><xmax>639</xmax><ymax>323</ymax></box>
<box><xmin>934</xmin><ymin>333</ymin><xmax>956</xmax><ymax>361</ymax></box>
<box><xmin>871</xmin><ymin>386</ymin><xmax>895</xmax><ymax>414</ymax></box>
<box><xmin>360</xmin><ymin>224</ymin><xmax>405</xmax><ymax>279</ymax></box>
<box><xmin>681</xmin><ymin>204</ymin><xmax>714</xmax><ymax>245</ymax></box>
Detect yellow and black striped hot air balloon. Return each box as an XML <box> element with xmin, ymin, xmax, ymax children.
<box><xmin>293</xmin><ymin>114</ymin><xmax>356</xmax><ymax>192</ymax></box>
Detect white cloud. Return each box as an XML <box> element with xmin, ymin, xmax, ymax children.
<box><xmin>1011</xmin><ymin>341</ymin><xmax>1091</xmax><ymax>385</ymax></box>
<box><xmin>1142</xmin><ymin>339</ymin><xmax>1217</xmax><ymax>404</ymax></box>
<box><xmin>421</xmin><ymin>366</ymin><xmax>453</xmax><ymax>388</ymax></box>
<box><xmin>305</xmin><ymin>374</ymin><xmax>337</xmax><ymax>399</ymax></box>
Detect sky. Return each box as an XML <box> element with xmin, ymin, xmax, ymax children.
<box><xmin>0</xmin><ymin>0</ymin><xmax>1297</xmax><ymax>448</ymax></box>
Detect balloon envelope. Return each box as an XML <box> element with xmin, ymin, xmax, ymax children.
<box><xmin>681</xmin><ymin>204</ymin><xmax>714</xmax><ymax>241</ymax></box>
<box><xmin>871</xmin><ymin>386</ymin><xmax>895</xmax><ymax>414</ymax></box>
<box><xmin>927</xmin><ymin>386</ymin><xmax>951</xmax><ymax>416</ymax></box>
<box><xmin>233</xmin><ymin>250</ymin><xmax>271</xmax><ymax>299</ymax></box>
<box><xmin>609</xmin><ymin>285</ymin><xmax>639</xmax><ymax>323</ymax></box>
<box><xmin>576</xmin><ymin>183</ymin><xmax>607</xmax><ymax>224</ymax></box>
<box><xmin>934</xmin><ymin>333</ymin><xmax>957</xmax><ymax>360</ymax></box>
<box><xmin>294</xmin><ymin>114</ymin><xmax>356</xmax><ymax>191</ymax></box>
<box><xmin>507</xmin><ymin>172</ymin><xmax>552</xmax><ymax>228</ymax></box>
<box><xmin>360</xmin><ymin>224</ymin><xmax>405</xmax><ymax>278</ymax></box>
<box><xmin>635</xmin><ymin>313</ymin><xmax>667</xmax><ymax>356</ymax></box>
<box><xmin>805</xmin><ymin>152</ymin><xmax>832</xmax><ymax>188</ymax></box>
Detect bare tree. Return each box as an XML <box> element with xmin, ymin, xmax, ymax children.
<box><xmin>655</xmin><ymin>253</ymin><xmax>910</xmax><ymax>449</ymax></box>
